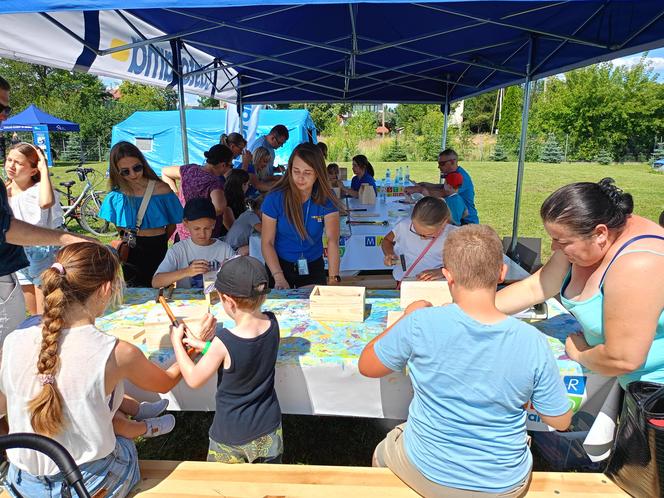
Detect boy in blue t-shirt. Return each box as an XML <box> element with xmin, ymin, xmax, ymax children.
<box><xmin>359</xmin><ymin>225</ymin><xmax>572</xmax><ymax>497</ymax></box>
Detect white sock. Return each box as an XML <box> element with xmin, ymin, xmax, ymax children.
<box><xmin>143</xmin><ymin>414</ymin><xmax>176</xmax><ymax>438</ymax></box>
<box><xmin>135</xmin><ymin>399</ymin><xmax>169</xmax><ymax>421</ymax></box>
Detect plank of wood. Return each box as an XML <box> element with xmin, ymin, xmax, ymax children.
<box><xmin>128</xmin><ymin>462</ymin><xmax>627</xmax><ymax>497</ymax></box>
<box><xmin>341</xmin><ymin>274</ymin><xmax>396</xmax><ymax>290</ymax></box>
<box><xmin>399</xmin><ymin>280</ymin><xmax>452</xmax><ymax>309</ymax></box>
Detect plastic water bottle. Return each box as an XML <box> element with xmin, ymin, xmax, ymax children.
<box><xmin>378</xmin><ymin>181</ymin><xmax>386</xmax><ymax>203</ymax></box>
<box><xmin>395</xmin><ymin>168</ymin><xmax>403</xmax><ymax>196</ymax></box>
<box><xmin>384</xmin><ymin>171</ymin><xmax>393</xmax><ymax>197</ymax></box>
<box><xmin>404</xmin><ymin>165</ymin><xmax>410</xmax><ymax>185</ymax></box>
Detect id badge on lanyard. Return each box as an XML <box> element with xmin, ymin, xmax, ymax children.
<box><xmin>298</xmin><ymin>199</ymin><xmax>312</xmax><ymax>275</ymax></box>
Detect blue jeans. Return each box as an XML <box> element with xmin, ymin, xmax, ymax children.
<box><xmin>3</xmin><ymin>437</ymin><xmax>140</xmax><ymax>498</ymax></box>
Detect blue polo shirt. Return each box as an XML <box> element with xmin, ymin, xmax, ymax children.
<box><xmin>350</xmin><ymin>172</ymin><xmax>376</xmax><ymax>193</ymax></box>
<box><xmin>262</xmin><ymin>189</ymin><xmax>338</xmax><ymax>263</ymax></box>
<box><xmin>448</xmin><ymin>166</ymin><xmax>478</xmax><ymax>224</ymax></box>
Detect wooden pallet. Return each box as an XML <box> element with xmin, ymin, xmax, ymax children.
<box><xmin>128</xmin><ymin>461</ymin><xmax>627</xmax><ymax>497</ymax></box>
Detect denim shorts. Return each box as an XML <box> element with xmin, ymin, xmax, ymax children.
<box><xmin>2</xmin><ymin>437</ymin><xmax>140</xmax><ymax>498</ymax></box>
<box><xmin>15</xmin><ymin>246</ymin><xmax>58</xmax><ymax>286</ymax></box>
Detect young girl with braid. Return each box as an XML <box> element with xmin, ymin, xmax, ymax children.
<box><xmin>0</xmin><ymin>242</ymin><xmax>215</xmax><ymax>497</ymax></box>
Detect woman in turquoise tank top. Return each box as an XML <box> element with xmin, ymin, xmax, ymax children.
<box><xmin>497</xmin><ymin>178</ymin><xmax>664</xmax><ymax>388</ymax></box>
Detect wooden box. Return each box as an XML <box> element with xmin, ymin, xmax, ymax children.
<box><xmin>203</xmin><ymin>271</ymin><xmax>219</xmax><ymax>306</ymax></box>
<box><xmin>386</xmin><ymin>310</ymin><xmax>404</xmax><ymax>328</ymax></box>
<box><xmin>339</xmin><ymin>167</ymin><xmax>348</xmax><ymax>180</ymax></box>
<box><xmin>309</xmin><ymin>285</ymin><xmax>366</xmax><ymax>322</ymax></box>
<box><xmin>400</xmin><ymin>280</ymin><xmax>452</xmax><ymax>309</ymax></box>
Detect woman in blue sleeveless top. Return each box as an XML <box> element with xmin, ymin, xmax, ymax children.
<box><xmin>497</xmin><ymin>178</ymin><xmax>664</xmax><ymax>388</ymax></box>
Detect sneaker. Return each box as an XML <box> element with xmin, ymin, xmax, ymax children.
<box><xmin>135</xmin><ymin>399</ymin><xmax>169</xmax><ymax>421</ymax></box>
<box><xmin>143</xmin><ymin>414</ymin><xmax>176</xmax><ymax>438</ymax></box>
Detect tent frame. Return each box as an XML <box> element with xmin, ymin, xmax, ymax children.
<box><xmin>13</xmin><ymin>1</ymin><xmax>664</xmax><ymax>258</ymax></box>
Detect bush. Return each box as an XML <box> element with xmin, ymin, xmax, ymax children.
<box><xmin>490</xmin><ymin>141</ymin><xmax>508</xmax><ymax>161</ymax></box>
<box><xmin>538</xmin><ymin>133</ymin><xmax>564</xmax><ymax>163</ymax></box>
<box><xmin>62</xmin><ymin>134</ymin><xmax>83</xmax><ymax>162</ymax></box>
<box><xmin>381</xmin><ymin>137</ymin><xmax>408</xmax><ymax>161</ymax></box>
<box><xmin>595</xmin><ymin>149</ymin><xmax>613</xmax><ymax>165</ymax></box>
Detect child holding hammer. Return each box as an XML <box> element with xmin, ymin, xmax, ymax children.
<box><xmin>171</xmin><ymin>256</ymin><xmax>283</xmax><ymax>463</ymax></box>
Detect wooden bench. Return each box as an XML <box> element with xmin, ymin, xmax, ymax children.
<box><xmin>129</xmin><ymin>460</ymin><xmax>627</xmax><ymax>497</ymax></box>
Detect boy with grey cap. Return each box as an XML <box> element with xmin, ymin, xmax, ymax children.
<box><xmin>171</xmin><ymin>256</ymin><xmax>283</xmax><ymax>463</ymax></box>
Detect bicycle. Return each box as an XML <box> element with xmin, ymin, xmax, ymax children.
<box><xmin>55</xmin><ymin>165</ymin><xmax>116</xmax><ymax>237</ymax></box>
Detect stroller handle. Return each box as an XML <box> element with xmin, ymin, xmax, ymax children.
<box><xmin>0</xmin><ymin>433</ymin><xmax>90</xmax><ymax>498</ymax></box>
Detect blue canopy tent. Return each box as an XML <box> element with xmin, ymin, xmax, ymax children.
<box><xmin>2</xmin><ymin>1</ymin><xmax>664</xmax><ymax>254</ymax></box>
<box><xmin>0</xmin><ymin>104</ymin><xmax>80</xmax><ymax>165</ymax></box>
<box><xmin>0</xmin><ymin>104</ymin><xmax>80</xmax><ymax>132</ymax></box>
<box><xmin>111</xmin><ymin>108</ymin><xmax>316</xmax><ymax>174</ymax></box>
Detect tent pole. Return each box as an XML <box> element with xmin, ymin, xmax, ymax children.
<box><xmin>441</xmin><ymin>81</ymin><xmax>449</xmax><ymax>149</ymax></box>
<box><xmin>176</xmin><ymin>39</ymin><xmax>189</xmax><ymax>164</ymax></box>
<box><xmin>507</xmin><ymin>37</ymin><xmax>535</xmax><ymax>261</ymax></box>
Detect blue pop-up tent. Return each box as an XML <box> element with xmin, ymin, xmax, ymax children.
<box><xmin>0</xmin><ymin>104</ymin><xmax>80</xmax><ymax>165</ymax></box>
<box><xmin>111</xmin><ymin>108</ymin><xmax>316</xmax><ymax>174</ymax></box>
<box><xmin>0</xmin><ymin>104</ymin><xmax>80</xmax><ymax>132</ymax></box>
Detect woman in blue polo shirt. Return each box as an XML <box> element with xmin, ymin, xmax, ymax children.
<box><xmin>343</xmin><ymin>154</ymin><xmax>376</xmax><ymax>198</ymax></box>
<box><xmin>261</xmin><ymin>143</ymin><xmax>342</xmax><ymax>289</ymax></box>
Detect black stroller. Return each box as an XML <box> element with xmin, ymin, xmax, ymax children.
<box><xmin>0</xmin><ymin>433</ymin><xmax>90</xmax><ymax>498</ymax></box>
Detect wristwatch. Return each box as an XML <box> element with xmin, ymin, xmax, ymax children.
<box><xmin>329</xmin><ymin>275</ymin><xmax>341</xmax><ymax>282</ymax></box>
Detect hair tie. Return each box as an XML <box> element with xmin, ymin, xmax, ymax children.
<box><xmin>39</xmin><ymin>374</ymin><xmax>55</xmax><ymax>386</ymax></box>
<box><xmin>51</xmin><ymin>263</ymin><xmax>65</xmax><ymax>275</ymax></box>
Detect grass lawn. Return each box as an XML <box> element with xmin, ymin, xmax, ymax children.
<box><xmin>48</xmin><ymin>159</ymin><xmax>663</xmax><ymax>468</ymax></box>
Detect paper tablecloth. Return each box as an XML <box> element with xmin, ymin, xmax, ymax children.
<box><xmin>98</xmin><ymin>288</ymin><xmax>616</xmax><ymax>447</ymax></box>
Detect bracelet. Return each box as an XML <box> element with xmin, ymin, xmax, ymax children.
<box><xmin>201</xmin><ymin>341</ymin><xmax>212</xmax><ymax>355</ymax></box>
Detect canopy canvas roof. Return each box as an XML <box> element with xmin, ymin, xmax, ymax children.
<box><xmin>0</xmin><ymin>104</ymin><xmax>80</xmax><ymax>132</ymax></box>
<box><xmin>2</xmin><ymin>1</ymin><xmax>664</xmax><ymax>104</ymax></box>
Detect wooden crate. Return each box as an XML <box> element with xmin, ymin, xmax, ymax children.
<box><xmin>202</xmin><ymin>271</ymin><xmax>219</xmax><ymax>306</ymax></box>
<box><xmin>310</xmin><ymin>285</ymin><xmax>366</xmax><ymax>322</ymax></box>
<box><xmin>386</xmin><ymin>310</ymin><xmax>404</xmax><ymax>328</ymax></box>
<box><xmin>339</xmin><ymin>167</ymin><xmax>348</xmax><ymax>180</ymax></box>
<box><xmin>399</xmin><ymin>280</ymin><xmax>452</xmax><ymax>309</ymax></box>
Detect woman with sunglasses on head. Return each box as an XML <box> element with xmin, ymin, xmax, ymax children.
<box><xmin>261</xmin><ymin>143</ymin><xmax>342</xmax><ymax>289</ymax></box>
<box><xmin>220</xmin><ymin>132</ymin><xmax>252</xmax><ymax>170</ymax></box>
<box><xmin>161</xmin><ymin>144</ymin><xmax>233</xmax><ymax>240</ymax></box>
<box><xmin>100</xmin><ymin>141</ymin><xmax>183</xmax><ymax>287</ymax></box>
<box><xmin>381</xmin><ymin>196</ymin><xmax>458</xmax><ymax>285</ymax></box>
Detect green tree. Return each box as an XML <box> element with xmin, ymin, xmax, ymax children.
<box><xmin>288</xmin><ymin>103</ymin><xmax>351</xmax><ymax>135</ymax></box>
<box><xmin>394</xmin><ymin>104</ymin><xmax>440</xmax><ymax>135</ymax></box>
<box><xmin>463</xmin><ymin>90</ymin><xmax>499</xmax><ymax>133</ymax></box>
<box><xmin>382</xmin><ymin>137</ymin><xmax>407</xmax><ymax>161</ymax></box>
<box><xmin>496</xmin><ymin>85</ymin><xmax>524</xmax><ymax>156</ymax></box>
<box><xmin>198</xmin><ymin>96</ymin><xmax>220</xmax><ymax>108</ymax></box>
<box><xmin>595</xmin><ymin>148</ymin><xmax>613</xmax><ymax>165</ymax></box>
<box><xmin>539</xmin><ymin>133</ymin><xmax>564</xmax><ymax>163</ymax></box>
<box><xmin>62</xmin><ymin>133</ymin><xmax>83</xmax><ymax>162</ymax></box>
<box><xmin>490</xmin><ymin>140</ymin><xmax>508</xmax><ymax>161</ymax></box>
<box><xmin>116</xmin><ymin>81</ymin><xmax>177</xmax><ymax>112</ymax></box>
<box><xmin>345</xmin><ymin>110</ymin><xmax>377</xmax><ymax>141</ymax></box>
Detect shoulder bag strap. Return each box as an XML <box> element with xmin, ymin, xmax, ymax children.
<box><xmin>398</xmin><ymin>230</ymin><xmax>444</xmax><ymax>288</ymax></box>
<box><xmin>135</xmin><ymin>180</ymin><xmax>156</xmax><ymax>230</ymax></box>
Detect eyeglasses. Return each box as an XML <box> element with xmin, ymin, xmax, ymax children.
<box><xmin>119</xmin><ymin>163</ymin><xmax>144</xmax><ymax>177</ymax></box>
<box><xmin>409</xmin><ymin>223</ymin><xmax>440</xmax><ymax>240</ymax></box>
<box><xmin>0</xmin><ymin>103</ymin><xmax>11</xmax><ymax>116</ymax></box>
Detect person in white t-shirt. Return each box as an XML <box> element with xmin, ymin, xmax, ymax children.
<box><xmin>381</xmin><ymin>196</ymin><xmax>458</xmax><ymax>283</ymax></box>
<box><xmin>4</xmin><ymin>142</ymin><xmax>64</xmax><ymax>314</ymax></box>
<box><xmin>152</xmin><ymin>198</ymin><xmax>236</xmax><ymax>289</ymax></box>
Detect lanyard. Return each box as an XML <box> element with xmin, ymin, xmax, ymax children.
<box><xmin>299</xmin><ymin>198</ymin><xmax>312</xmax><ymax>254</ymax></box>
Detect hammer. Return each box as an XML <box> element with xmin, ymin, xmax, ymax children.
<box><xmin>157</xmin><ymin>288</ymin><xmax>196</xmax><ymax>354</ymax></box>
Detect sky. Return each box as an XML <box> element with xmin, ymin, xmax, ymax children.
<box><xmin>103</xmin><ymin>48</ymin><xmax>664</xmax><ymax>107</ymax></box>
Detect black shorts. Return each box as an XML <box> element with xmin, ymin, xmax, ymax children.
<box><xmin>267</xmin><ymin>256</ymin><xmax>326</xmax><ymax>288</ymax></box>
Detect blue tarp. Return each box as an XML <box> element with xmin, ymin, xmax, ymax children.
<box><xmin>111</xmin><ymin>108</ymin><xmax>316</xmax><ymax>174</ymax></box>
<box><xmin>0</xmin><ymin>104</ymin><xmax>80</xmax><ymax>132</ymax></box>
<box><xmin>3</xmin><ymin>1</ymin><xmax>664</xmax><ymax>104</ymax></box>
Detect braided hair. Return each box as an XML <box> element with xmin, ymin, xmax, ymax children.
<box><xmin>540</xmin><ymin>177</ymin><xmax>634</xmax><ymax>237</ymax></box>
<box><xmin>28</xmin><ymin>243</ymin><xmax>121</xmax><ymax>436</ymax></box>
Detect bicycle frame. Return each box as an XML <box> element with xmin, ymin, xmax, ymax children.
<box><xmin>58</xmin><ymin>172</ymin><xmax>95</xmax><ymax>220</ymax></box>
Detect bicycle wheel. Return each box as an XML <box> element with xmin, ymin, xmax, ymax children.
<box><xmin>80</xmin><ymin>191</ymin><xmax>116</xmax><ymax>237</ymax></box>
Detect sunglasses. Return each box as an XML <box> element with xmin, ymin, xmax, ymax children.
<box><xmin>0</xmin><ymin>103</ymin><xmax>11</xmax><ymax>116</ymax></box>
<box><xmin>409</xmin><ymin>223</ymin><xmax>441</xmax><ymax>240</ymax></box>
<box><xmin>119</xmin><ymin>163</ymin><xmax>144</xmax><ymax>177</ymax></box>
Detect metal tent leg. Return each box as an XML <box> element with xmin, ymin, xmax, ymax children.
<box><xmin>507</xmin><ymin>38</ymin><xmax>535</xmax><ymax>262</ymax></box>
<box><xmin>176</xmin><ymin>39</ymin><xmax>189</xmax><ymax>165</ymax></box>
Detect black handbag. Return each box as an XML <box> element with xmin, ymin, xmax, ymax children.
<box><xmin>605</xmin><ymin>381</ymin><xmax>664</xmax><ymax>498</ymax></box>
